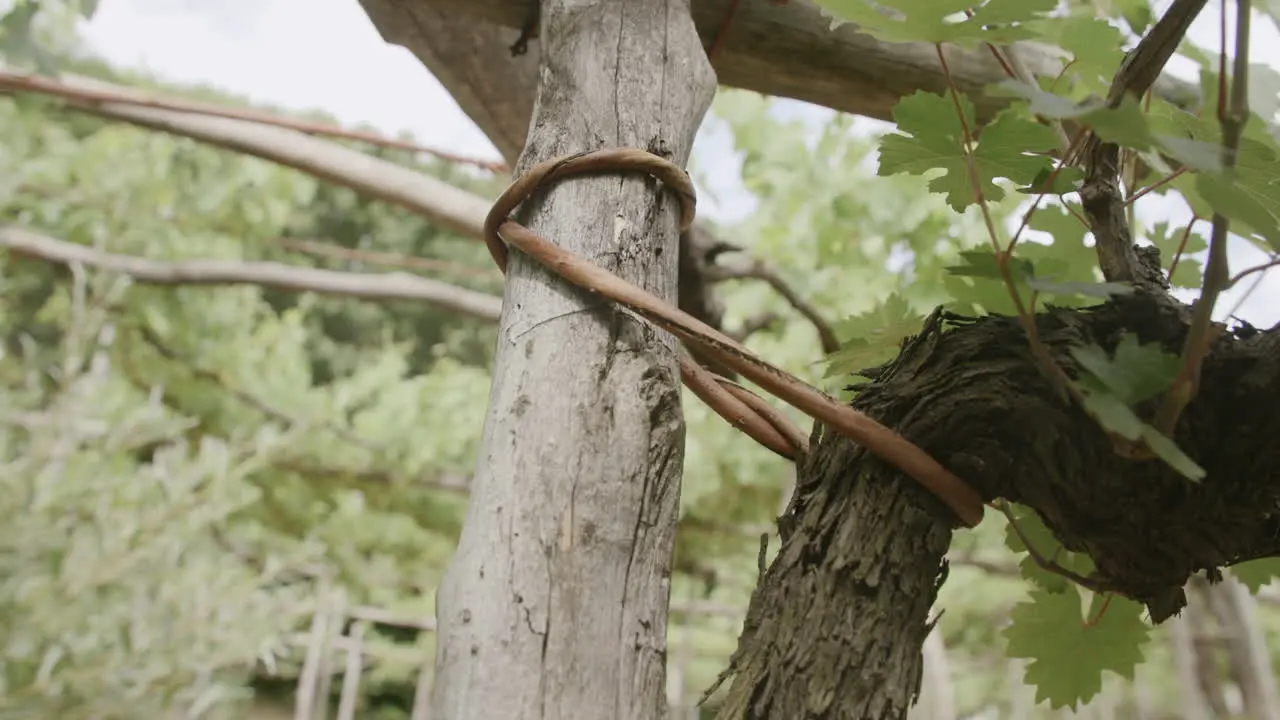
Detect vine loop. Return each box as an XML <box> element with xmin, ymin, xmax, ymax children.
<box><xmin>483</xmin><ymin>148</ymin><xmax>984</xmax><ymax>527</ymax></box>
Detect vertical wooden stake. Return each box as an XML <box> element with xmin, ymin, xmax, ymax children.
<box><xmin>430</xmin><ymin>1</ymin><xmax>715</xmax><ymax>718</ymax></box>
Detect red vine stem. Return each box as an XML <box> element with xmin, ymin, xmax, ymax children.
<box><xmin>484</xmin><ymin>148</ymin><xmax>985</xmax><ymax>527</ymax></box>
<box><xmin>934</xmin><ymin>44</ymin><xmax>1076</xmax><ymax>399</ymax></box>
<box><xmin>1125</xmin><ymin>166</ymin><xmax>1188</xmax><ymax>206</ymax></box>
<box><xmin>1166</xmin><ymin>218</ymin><xmax>1200</xmax><ymax>282</ymax></box>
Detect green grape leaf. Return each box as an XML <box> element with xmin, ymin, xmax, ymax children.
<box><xmin>1156</xmin><ymin>135</ymin><xmax>1225</xmax><ymax>173</ymax></box>
<box><xmin>1248</xmin><ymin>62</ymin><xmax>1280</xmax><ymax>127</ymax></box>
<box><xmin>946</xmin><ymin>248</ymin><xmax>1034</xmax><ymax>281</ymax></box>
<box><xmin>813</xmin><ymin>0</ymin><xmax>1056</xmax><ymax>48</ymax></box>
<box><xmin>1026</xmin><ymin>279</ymin><xmax>1132</xmax><ymax>299</ymax></box>
<box><xmin>1004</xmin><ymin>585</ymin><xmax>1151</xmax><ymax>710</ymax></box>
<box><xmin>1195</xmin><ymin>172</ymin><xmax>1280</xmax><ymax>252</ymax></box>
<box><xmin>1139</xmin><ymin>425</ymin><xmax>1207</xmax><ymax>482</ymax></box>
<box><xmin>1078</xmin><ymin>384</ymin><xmax>1145</xmax><ymax>440</ymax></box>
<box><xmin>1028</xmin><ymin>203</ymin><xmax>1088</xmax><ymax>247</ymax></box>
<box><xmin>1115</xmin><ymin>0</ymin><xmax>1155</xmax><ymax>34</ymax></box>
<box><xmin>991</xmin><ymin>82</ymin><xmax>1157</xmax><ymax>151</ymax></box>
<box><xmin>1020</xmin><ymin>204</ymin><xmax>1099</xmax><ymax>294</ymax></box>
<box><xmin>1070</xmin><ymin>334</ymin><xmax>1180</xmax><ymax>405</ymax></box>
<box><xmin>1145</xmin><ymin>98</ymin><xmax>1220</xmax><ymax>143</ymax></box>
<box><xmin>1232</xmin><ymin>558</ymin><xmax>1280</xmax><ymax>592</ymax></box>
<box><xmin>1030</xmin><ymin>16</ymin><xmax>1126</xmax><ymax>88</ymax></box>
<box><xmin>1264</xmin><ymin>0</ymin><xmax>1280</xmax><ymax>33</ymax></box>
<box><xmin>1070</xmin><ymin>342</ymin><xmax>1207</xmax><ymax>482</ymax></box>
<box><xmin>825</xmin><ymin>293</ymin><xmax>923</xmax><ymax>377</ymax></box>
<box><xmin>879</xmin><ymin>93</ymin><xmax>1057</xmax><ymax>211</ymax></box>
<box><xmin>1146</xmin><ymin>221</ymin><xmax>1205</xmax><ymax>289</ymax></box>
<box><xmin>1018</xmin><ymin>166</ymin><xmax>1086</xmax><ymax>196</ymax></box>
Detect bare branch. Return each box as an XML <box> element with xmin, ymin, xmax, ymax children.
<box><xmin>0</xmin><ymin>226</ymin><xmax>503</xmax><ymax>322</ymax></box>
<box><xmin>1</xmin><ymin>70</ymin><xmax>734</xmax><ymax>352</ymax></box>
<box><xmin>0</xmin><ymin>69</ymin><xmax>492</xmax><ymax>240</ymax></box>
<box><xmin>727</xmin><ymin>312</ymin><xmax>782</xmax><ymax>343</ymax></box>
<box><xmin>360</xmin><ymin>0</ymin><xmax>1202</xmax><ymax>127</ymax></box>
<box><xmin>0</xmin><ymin>70</ymin><xmax>508</xmax><ymax>172</ymax></box>
<box><xmin>271</xmin><ymin>236</ymin><xmax>497</xmax><ymax>279</ymax></box>
<box><xmin>1229</xmin><ymin>255</ymin><xmax>1280</xmax><ymax>288</ymax></box>
<box><xmin>1078</xmin><ymin>0</ymin><xmax>1207</xmax><ymax>288</ymax></box>
<box><xmin>709</xmin><ymin>258</ymin><xmax>839</xmax><ymax>354</ymax></box>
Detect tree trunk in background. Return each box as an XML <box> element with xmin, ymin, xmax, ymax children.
<box><xmin>1206</xmin><ymin>578</ymin><xmax>1280</xmax><ymax>720</ymax></box>
<box><xmin>908</xmin><ymin>630</ymin><xmax>956</xmax><ymax>720</ymax></box>
<box><xmin>715</xmin><ymin>424</ymin><xmax>953</xmax><ymax>719</ymax></box>
<box><xmin>1168</xmin><ymin>609</ymin><xmax>1213</xmax><ymax>720</ymax></box>
<box><xmin>429</xmin><ymin>1</ymin><xmax>715</xmax><ymax>718</ymax></box>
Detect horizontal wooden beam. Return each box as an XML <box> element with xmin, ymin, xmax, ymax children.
<box><xmin>362</xmin><ymin>0</ymin><xmax>1200</xmax><ymax>127</ymax></box>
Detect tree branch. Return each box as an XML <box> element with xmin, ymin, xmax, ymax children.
<box><xmin>360</xmin><ymin>0</ymin><xmax>1202</xmax><ymax>127</ymax></box>
<box><xmin>0</xmin><ymin>226</ymin><xmax>504</xmax><ymax>322</ymax></box>
<box><xmin>1078</xmin><ymin>0</ymin><xmax>1207</xmax><ymax>289</ymax></box>
<box><xmin>0</xmin><ymin>69</ymin><xmax>744</xmax><ymax>363</ymax></box>
<box><xmin>708</xmin><ymin>257</ymin><xmax>839</xmax><ymax>354</ymax></box>
<box><xmin>0</xmin><ymin>70</ymin><xmax>507</xmax><ymax>172</ymax></box>
<box><xmin>271</xmin><ymin>236</ymin><xmax>497</xmax><ymax>279</ymax></box>
<box><xmin>0</xmin><ymin>70</ymin><xmax>493</xmax><ymax>239</ymax></box>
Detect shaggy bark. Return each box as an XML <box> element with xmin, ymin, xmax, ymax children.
<box><xmin>715</xmin><ymin>421</ymin><xmax>953</xmax><ymax>719</ymax></box>
<box><xmin>429</xmin><ymin>1</ymin><xmax>716</xmax><ymax>718</ymax></box>
<box><xmin>715</xmin><ymin>291</ymin><xmax>1280</xmax><ymax>718</ymax></box>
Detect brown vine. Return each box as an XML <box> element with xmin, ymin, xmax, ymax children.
<box><xmin>482</xmin><ymin>147</ymin><xmax>985</xmax><ymax>527</ymax></box>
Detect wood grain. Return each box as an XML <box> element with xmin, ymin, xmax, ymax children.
<box><xmin>362</xmin><ymin>0</ymin><xmax>1201</xmax><ymax>127</ymax></box>
<box><xmin>426</xmin><ymin>1</ymin><xmax>717</xmax><ymax>718</ymax></box>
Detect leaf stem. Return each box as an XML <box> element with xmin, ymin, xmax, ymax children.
<box><xmin>1228</xmin><ymin>255</ymin><xmax>1280</xmax><ymax>287</ymax></box>
<box><xmin>993</xmin><ymin>502</ymin><xmax>1107</xmax><ymax>593</ymax></box>
<box><xmin>1165</xmin><ymin>217</ymin><xmax>1200</xmax><ymax>283</ymax></box>
<box><xmin>1008</xmin><ymin>126</ymin><xmax>1092</xmax><ymax>253</ymax></box>
<box><xmin>934</xmin><ymin>43</ymin><xmax>1075</xmax><ymax>399</ymax></box>
<box><xmin>1125</xmin><ymin>166</ymin><xmax>1188</xmax><ymax>206</ymax></box>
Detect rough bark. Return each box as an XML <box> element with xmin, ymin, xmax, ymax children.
<box><xmin>837</xmin><ymin>294</ymin><xmax>1280</xmax><ymax>622</ymax></box>
<box><xmin>355</xmin><ymin>0</ymin><xmax>536</xmax><ymax>163</ymax></box>
<box><xmin>715</xmin><ymin>291</ymin><xmax>1280</xmax><ymax>717</ymax></box>
<box><xmin>429</xmin><ymin>1</ymin><xmax>716</xmax><ymax>718</ymax></box>
<box><xmin>715</xmin><ymin>419</ymin><xmax>953</xmax><ymax>719</ymax></box>
<box><xmin>362</xmin><ymin>0</ymin><xmax>1200</xmax><ymax>127</ymax></box>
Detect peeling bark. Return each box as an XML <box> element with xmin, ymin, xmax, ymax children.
<box><xmin>716</xmin><ymin>291</ymin><xmax>1280</xmax><ymax>717</ymax></box>
<box><xmin>715</xmin><ymin>420</ymin><xmax>952</xmax><ymax>719</ymax></box>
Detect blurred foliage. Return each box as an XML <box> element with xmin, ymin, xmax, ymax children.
<box><xmin>2</xmin><ymin>2</ymin><xmax>502</xmax><ymax>713</ymax></box>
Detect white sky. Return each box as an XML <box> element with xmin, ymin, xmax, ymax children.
<box><xmin>78</xmin><ymin>0</ymin><xmax>1280</xmax><ymax>326</ymax></box>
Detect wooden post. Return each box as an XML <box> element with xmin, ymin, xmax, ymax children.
<box><xmin>429</xmin><ymin>1</ymin><xmax>716</xmax><ymax>718</ymax></box>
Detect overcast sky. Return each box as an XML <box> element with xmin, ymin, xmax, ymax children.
<box><xmin>77</xmin><ymin>0</ymin><xmax>1280</xmax><ymax>326</ymax></box>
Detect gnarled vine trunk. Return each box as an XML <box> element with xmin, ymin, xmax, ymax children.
<box><xmin>714</xmin><ymin>424</ymin><xmax>953</xmax><ymax>719</ymax></box>
<box><xmin>717</xmin><ymin>294</ymin><xmax>1280</xmax><ymax>718</ymax></box>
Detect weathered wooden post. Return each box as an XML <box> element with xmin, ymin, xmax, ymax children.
<box><xmin>429</xmin><ymin>1</ymin><xmax>716</xmax><ymax>717</ymax></box>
